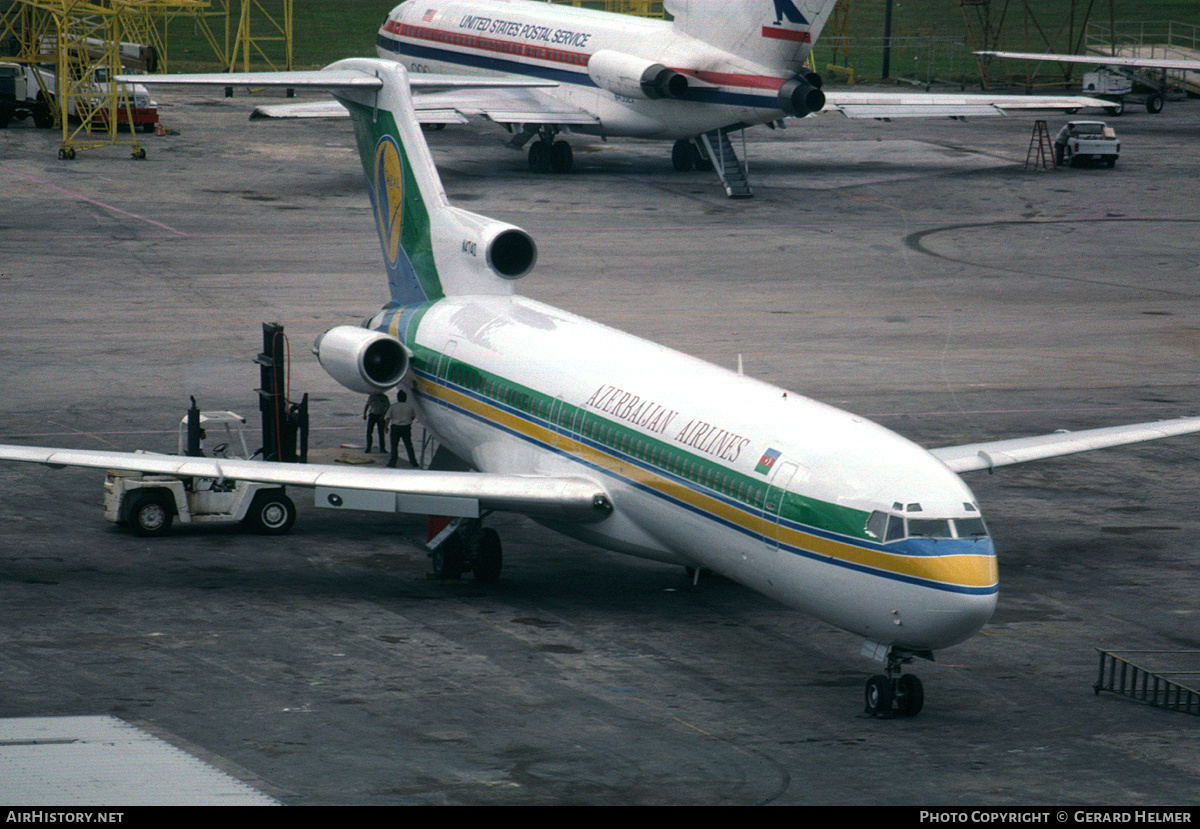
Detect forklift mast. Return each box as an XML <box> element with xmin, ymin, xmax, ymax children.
<box><xmin>257</xmin><ymin>322</ymin><xmax>308</xmax><ymax>463</ymax></box>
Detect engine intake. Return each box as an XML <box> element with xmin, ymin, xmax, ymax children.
<box><xmin>778</xmin><ymin>71</ymin><xmax>825</xmax><ymax>117</ymax></box>
<box><xmin>313</xmin><ymin>325</ymin><xmax>411</xmax><ymax>394</ymax></box>
<box><xmin>587</xmin><ymin>49</ymin><xmax>689</xmax><ymax>100</ymax></box>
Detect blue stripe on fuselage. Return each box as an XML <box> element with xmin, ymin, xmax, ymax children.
<box><xmin>376</xmin><ymin>34</ymin><xmax>782</xmax><ymax>111</ymax></box>
<box><xmin>414</xmin><ymin>367</ymin><xmax>997</xmax><ymax>596</ymax></box>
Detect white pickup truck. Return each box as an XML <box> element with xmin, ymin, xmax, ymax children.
<box><xmin>1054</xmin><ymin>121</ymin><xmax>1121</xmax><ymax>168</ymax></box>
<box><xmin>0</xmin><ymin>61</ymin><xmax>156</xmax><ymax>132</ymax></box>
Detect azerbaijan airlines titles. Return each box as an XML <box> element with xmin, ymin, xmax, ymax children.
<box><xmin>919</xmin><ymin>813</ymin><xmax>1192</xmax><ymax>824</ymax></box>
<box><xmin>582</xmin><ymin>383</ymin><xmax>750</xmax><ymax>462</ymax></box>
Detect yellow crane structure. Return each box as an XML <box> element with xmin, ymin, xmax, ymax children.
<box><xmin>0</xmin><ymin>1</ymin><xmax>293</xmax><ymax>157</ymax></box>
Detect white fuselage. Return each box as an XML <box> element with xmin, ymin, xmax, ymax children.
<box><xmin>376</xmin><ymin>0</ymin><xmax>803</xmax><ymax>139</ymax></box>
<box><xmin>381</xmin><ymin>294</ymin><xmax>998</xmax><ymax>652</ymax></box>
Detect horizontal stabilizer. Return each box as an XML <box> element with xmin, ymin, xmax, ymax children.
<box><xmin>931</xmin><ymin>417</ymin><xmax>1200</xmax><ymax>473</ymax></box>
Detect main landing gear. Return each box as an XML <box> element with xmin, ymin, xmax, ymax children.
<box><xmin>671</xmin><ymin>138</ymin><xmax>712</xmax><ymax>172</ymax></box>
<box><xmin>864</xmin><ymin>646</ymin><xmax>926</xmax><ymax>718</ymax></box>
<box><xmin>429</xmin><ymin>517</ymin><xmax>503</xmax><ymax>583</ymax></box>
<box><xmin>526</xmin><ymin>127</ymin><xmax>573</xmax><ymax>174</ymax></box>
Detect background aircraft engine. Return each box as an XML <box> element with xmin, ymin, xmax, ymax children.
<box><xmin>446</xmin><ymin>206</ymin><xmax>537</xmax><ymax>281</ymax></box>
<box><xmin>778</xmin><ymin>71</ymin><xmax>825</xmax><ymax>117</ymax></box>
<box><xmin>587</xmin><ymin>49</ymin><xmax>688</xmax><ymax>100</ymax></box>
<box><xmin>313</xmin><ymin>326</ymin><xmax>411</xmax><ymax>394</ymax></box>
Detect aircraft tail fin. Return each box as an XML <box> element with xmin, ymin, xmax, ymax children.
<box><xmin>328</xmin><ymin>59</ymin><xmax>536</xmax><ymax>304</ymax></box>
<box><xmin>665</xmin><ymin>0</ymin><xmax>840</xmax><ymax>74</ymax></box>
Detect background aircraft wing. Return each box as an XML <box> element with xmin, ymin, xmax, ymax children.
<box><xmin>821</xmin><ymin>90</ymin><xmax>1110</xmax><ymax>119</ymax></box>
<box><xmin>130</xmin><ymin>70</ymin><xmax>592</xmax><ymax>126</ymax></box>
<box><xmin>979</xmin><ymin>51</ymin><xmax>1200</xmax><ymax>72</ymax></box>
<box><xmin>930</xmin><ymin>417</ymin><xmax>1200</xmax><ymax>473</ymax></box>
<box><xmin>0</xmin><ymin>444</ymin><xmax>611</xmax><ymax>523</ymax></box>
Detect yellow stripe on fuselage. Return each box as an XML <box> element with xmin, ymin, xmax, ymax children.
<box><xmin>418</xmin><ymin>376</ymin><xmax>997</xmax><ymax>591</ymax></box>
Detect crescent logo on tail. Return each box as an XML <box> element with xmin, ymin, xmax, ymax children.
<box><xmin>368</xmin><ymin>131</ymin><xmax>429</xmax><ymax>304</ymax></box>
<box><xmin>373</xmin><ymin>135</ymin><xmax>406</xmax><ymax>269</ymax></box>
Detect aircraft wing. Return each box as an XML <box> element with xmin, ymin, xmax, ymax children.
<box><xmin>0</xmin><ymin>444</ymin><xmax>611</xmax><ymax>523</ymax></box>
<box><xmin>978</xmin><ymin>51</ymin><xmax>1200</xmax><ymax>72</ymax></box>
<box><xmin>122</xmin><ymin>70</ymin><xmax>595</xmax><ymax>127</ymax></box>
<box><xmin>930</xmin><ymin>417</ymin><xmax>1200</xmax><ymax>473</ymax></box>
<box><xmin>821</xmin><ymin>90</ymin><xmax>1110</xmax><ymax>119</ymax></box>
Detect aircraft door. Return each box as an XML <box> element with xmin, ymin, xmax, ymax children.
<box><xmin>761</xmin><ymin>459</ymin><xmax>800</xmax><ymax>550</ymax></box>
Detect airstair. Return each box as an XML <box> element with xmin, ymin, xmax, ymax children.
<box><xmin>699</xmin><ymin>129</ymin><xmax>753</xmax><ymax>199</ymax></box>
<box><xmin>1094</xmin><ymin>649</ymin><xmax>1200</xmax><ymax>716</ymax></box>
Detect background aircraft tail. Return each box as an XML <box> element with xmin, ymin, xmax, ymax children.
<box><xmin>665</xmin><ymin>0</ymin><xmax>839</xmax><ymax>74</ymax></box>
<box><xmin>328</xmin><ymin>58</ymin><xmax>537</xmax><ymax>305</ymax></box>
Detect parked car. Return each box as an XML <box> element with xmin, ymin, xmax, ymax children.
<box><xmin>1054</xmin><ymin>121</ymin><xmax>1120</xmax><ymax>168</ymax></box>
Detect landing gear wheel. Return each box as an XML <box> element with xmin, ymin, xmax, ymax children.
<box><xmin>128</xmin><ymin>492</ymin><xmax>173</xmax><ymax>537</ymax></box>
<box><xmin>672</xmin><ymin>139</ymin><xmax>697</xmax><ymax>171</ymax></box>
<box><xmin>864</xmin><ymin>675</ymin><xmax>894</xmax><ymax>717</ymax></box>
<box><xmin>1146</xmin><ymin>93</ymin><xmax>1164</xmax><ymax>114</ymax></box>
<box><xmin>896</xmin><ymin>674</ymin><xmax>925</xmax><ymax>717</ymax></box>
<box><xmin>432</xmin><ymin>534</ymin><xmax>466</xmax><ymax>580</ymax></box>
<box><xmin>244</xmin><ymin>490</ymin><xmax>296</xmax><ymax>535</ymax></box>
<box><xmin>528</xmin><ymin>140</ymin><xmax>552</xmax><ymax>173</ymax></box>
<box><xmin>473</xmin><ymin>528</ymin><xmax>503</xmax><ymax>583</ymax></box>
<box><xmin>550</xmin><ymin>140</ymin><xmax>573</xmax><ymax>173</ymax></box>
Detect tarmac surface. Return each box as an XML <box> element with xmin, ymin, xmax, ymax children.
<box><xmin>2</xmin><ymin>87</ymin><xmax>1200</xmax><ymax>806</ymax></box>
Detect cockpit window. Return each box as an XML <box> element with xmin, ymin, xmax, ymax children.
<box><xmin>955</xmin><ymin>517</ymin><xmax>989</xmax><ymax>537</ymax></box>
<box><xmin>907</xmin><ymin>518</ymin><xmax>953</xmax><ymax>538</ymax></box>
<box><xmin>867</xmin><ymin>512</ymin><xmax>990</xmax><ymax>543</ymax></box>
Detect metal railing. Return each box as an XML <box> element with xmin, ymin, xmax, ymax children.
<box><xmin>1094</xmin><ymin>649</ymin><xmax>1200</xmax><ymax>715</ymax></box>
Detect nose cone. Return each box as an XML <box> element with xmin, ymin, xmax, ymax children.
<box><xmin>905</xmin><ymin>587</ymin><xmax>998</xmax><ymax>651</ymax></box>
<box><xmin>889</xmin><ymin>537</ymin><xmax>998</xmax><ymax>651</ymax></box>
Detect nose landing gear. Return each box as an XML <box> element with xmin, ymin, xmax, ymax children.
<box><xmin>864</xmin><ymin>646</ymin><xmax>927</xmax><ymax>718</ymax></box>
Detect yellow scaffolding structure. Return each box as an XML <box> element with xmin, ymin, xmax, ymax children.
<box><xmin>174</xmin><ymin>0</ymin><xmax>292</xmax><ymax>74</ymax></box>
<box><xmin>0</xmin><ymin>0</ymin><xmax>151</xmax><ymax>158</ymax></box>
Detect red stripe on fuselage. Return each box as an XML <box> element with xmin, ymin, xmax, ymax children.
<box><xmin>382</xmin><ymin>22</ymin><xmax>790</xmax><ymax>94</ymax></box>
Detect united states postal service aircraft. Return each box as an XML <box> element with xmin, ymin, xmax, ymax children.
<box><xmin>249</xmin><ymin>0</ymin><xmax>1109</xmax><ymax>198</ymax></box>
<box><xmin>5</xmin><ymin>59</ymin><xmax>1200</xmax><ymax>718</ymax></box>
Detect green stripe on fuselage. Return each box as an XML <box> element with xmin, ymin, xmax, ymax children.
<box><xmin>410</xmin><ymin>343</ymin><xmax>875</xmax><ymax>544</ymax></box>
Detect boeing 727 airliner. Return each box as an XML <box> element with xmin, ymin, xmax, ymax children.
<box><xmin>251</xmin><ymin>0</ymin><xmax>1108</xmax><ymax>197</ymax></box>
<box><xmin>3</xmin><ymin>59</ymin><xmax>1196</xmax><ymax>717</ymax></box>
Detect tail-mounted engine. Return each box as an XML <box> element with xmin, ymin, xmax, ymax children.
<box><xmin>313</xmin><ymin>325</ymin><xmax>411</xmax><ymax>394</ymax></box>
<box><xmin>778</xmin><ymin>70</ymin><xmax>825</xmax><ymax>117</ymax></box>
<box><xmin>587</xmin><ymin>49</ymin><xmax>689</xmax><ymax>100</ymax></box>
<box><xmin>445</xmin><ymin>206</ymin><xmax>537</xmax><ymax>283</ymax></box>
